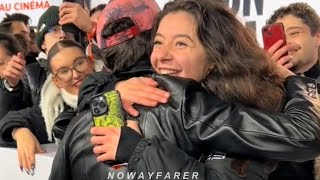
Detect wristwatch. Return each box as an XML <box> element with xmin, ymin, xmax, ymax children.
<box><xmin>3</xmin><ymin>79</ymin><xmax>15</xmax><ymax>92</ymax></box>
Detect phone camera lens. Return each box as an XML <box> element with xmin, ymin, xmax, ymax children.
<box><xmin>92</xmin><ymin>99</ymin><xmax>98</xmax><ymax>106</ymax></box>
<box><xmin>99</xmin><ymin>102</ymin><xmax>106</xmax><ymax>108</ymax></box>
<box><xmin>94</xmin><ymin>108</ymin><xmax>100</xmax><ymax>115</ymax></box>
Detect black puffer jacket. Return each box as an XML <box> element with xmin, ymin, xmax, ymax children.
<box><xmin>49</xmin><ymin>73</ymin><xmax>320</xmax><ymax>180</ymax></box>
<box><xmin>0</xmin><ymin>60</ymin><xmax>48</xmax><ymax>119</ymax></box>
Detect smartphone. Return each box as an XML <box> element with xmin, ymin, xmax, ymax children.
<box><xmin>62</xmin><ymin>0</ymin><xmax>85</xmax><ymax>33</ymax></box>
<box><xmin>90</xmin><ymin>90</ymin><xmax>125</xmax><ymax>127</ymax></box>
<box><xmin>262</xmin><ymin>22</ymin><xmax>288</xmax><ymax>57</ymax></box>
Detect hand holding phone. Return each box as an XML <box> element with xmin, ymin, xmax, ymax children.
<box><xmin>262</xmin><ymin>22</ymin><xmax>287</xmax><ymax>54</ymax></box>
<box><xmin>262</xmin><ymin>22</ymin><xmax>295</xmax><ymax>70</ymax></box>
<box><xmin>90</xmin><ymin>90</ymin><xmax>125</xmax><ymax>127</ymax></box>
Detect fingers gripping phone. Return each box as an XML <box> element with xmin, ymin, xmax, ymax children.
<box><xmin>262</xmin><ymin>22</ymin><xmax>288</xmax><ymax>56</ymax></box>
<box><xmin>62</xmin><ymin>0</ymin><xmax>85</xmax><ymax>34</ymax></box>
<box><xmin>90</xmin><ymin>90</ymin><xmax>125</xmax><ymax>127</ymax></box>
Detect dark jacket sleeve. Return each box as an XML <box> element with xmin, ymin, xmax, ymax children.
<box><xmin>52</xmin><ymin>108</ymin><xmax>76</xmax><ymax>140</ymax></box>
<box><xmin>77</xmin><ymin>72</ymin><xmax>120</xmax><ymax>112</ymax></box>
<box><xmin>120</xmin><ymin>75</ymin><xmax>320</xmax><ymax>180</ymax></box>
<box><xmin>0</xmin><ymin>79</ymin><xmax>31</xmax><ymax>119</ymax></box>
<box><xmin>128</xmin><ymin>138</ymin><xmax>226</xmax><ymax>180</ymax></box>
<box><xmin>49</xmin><ymin>124</ymin><xmax>71</xmax><ymax>180</ymax></box>
<box><xmin>0</xmin><ymin>105</ymin><xmax>49</xmax><ymax>145</ymax></box>
<box><xmin>134</xmin><ymin>75</ymin><xmax>320</xmax><ymax>162</ymax></box>
<box><xmin>179</xmin><ymin>75</ymin><xmax>320</xmax><ymax>161</ymax></box>
<box><xmin>50</xmin><ymin>111</ymin><xmax>115</xmax><ymax>180</ymax></box>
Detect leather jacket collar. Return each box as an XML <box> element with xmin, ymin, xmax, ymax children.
<box><xmin>304</xmin><ymin>60</ymin><xmax>320</xmax><ymax>82</ymax></box>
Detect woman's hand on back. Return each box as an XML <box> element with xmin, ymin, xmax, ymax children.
<box><xmin>115</xmin><ymin>77</ymin><xmax>170</xmax><ymax>117</ymax></box>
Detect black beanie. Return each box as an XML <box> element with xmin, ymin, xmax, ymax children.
<box><xmin>36</xmin><ymin>6</ymin><xmax>60</xmax><ymax>52</ymax></box>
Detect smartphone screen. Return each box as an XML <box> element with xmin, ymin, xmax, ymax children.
<box><xmin>262</xmin><ymin>22</ymin><xmax>288</xmax><ymax>57</ymax></box>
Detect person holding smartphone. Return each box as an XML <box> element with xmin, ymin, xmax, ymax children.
<box><xmin>265</xmin><ymin>3</ymin><xmax>320</xmax><ymax>180</ymax></box>
<box><xmin>50</xmin><ymin>0</ymin><xmax>320</xmax><ymax>180</ymax></box>
<box><xmin>265</xmin><ymin>3</ymin><xmax>320</xmax><ymax>79</ymax></box>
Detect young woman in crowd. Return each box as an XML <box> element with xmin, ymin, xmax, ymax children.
<box><xmin>0</xmin><ymin>40</ymin><xmax>104</xmax><ymax>175</ymax></box>
<box><xmin>90</xmin><ymin>0</ymin><xmax>320</xmax><ymax>179</ymax></box>
<box><xmin>50</xmin><ymin>0</ymin><xmax>320</xmax><ymax>179</ymax></box>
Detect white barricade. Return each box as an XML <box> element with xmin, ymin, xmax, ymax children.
<box><xmin>0</xmin><ymin>143</ymin><xmax>58</xmax><ymax>180</ymax></box>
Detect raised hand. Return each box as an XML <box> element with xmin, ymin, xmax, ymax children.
<box><xmin>2</xmin><ymin>53</ymin><xmax>25</xmax><ymax>88</ymax></box>
<box><xmin>59</xmin><ymin>2</ymin><xmax>93</xmax><ymax>33</ymax></box>
<box><xmin>266</xmin><ymin>40</ymin><xmax>299</xmax><ymax>69</ymax></box>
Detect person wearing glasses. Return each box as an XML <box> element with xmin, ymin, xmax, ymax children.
<box><xmin>0</xmin><ymin>6</ymin><xmax>76</xmax><ymax>120</ymax></box>
<box><xmin>0</xmin><ymin>39</ymin><xmax>104</xmax><ymax>175</ymax></box>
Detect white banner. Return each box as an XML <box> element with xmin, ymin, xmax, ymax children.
<box><xmin>1</xmin><ymin>0</ymin><xmax>320</xmax><ymax>44</ymax></box>
<box><xmin>0</xmin><ymin>0</ymin><xmax>62</xmax><ymax>25</ymax></box>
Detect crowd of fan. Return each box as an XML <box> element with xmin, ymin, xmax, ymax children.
<box><xmin>0</xmin><ymin>0</ymin><xmax>320</xmax><ymax>180</ymax></box>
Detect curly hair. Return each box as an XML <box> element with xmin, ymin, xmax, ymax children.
<box><xmin>267</xmin><ymin>2</ymin><xmax>320</xmax><ymax>36</ymax></box>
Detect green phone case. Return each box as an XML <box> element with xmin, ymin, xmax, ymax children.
<box><xmin>91</xmin><ymin>90</ymin><xmax>124</xmax><ymax>127</ymax></box>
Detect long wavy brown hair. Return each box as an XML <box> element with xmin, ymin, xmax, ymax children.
<box><xmin>152</xmin><ymin>0</ymin><xmax>285</xmax><ymax>113</ymax></box>
<box><xmin>152</xmin><ymin>0</ymin><xmax>285</xmax><ymax>176</ymax></box>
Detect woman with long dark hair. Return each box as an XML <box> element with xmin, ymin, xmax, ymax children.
<box><xmin>50</xmin><ymin>0</ymin><xmax>320</xmax><ymax>179</ymax></box>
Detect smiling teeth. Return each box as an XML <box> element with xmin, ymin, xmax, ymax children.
<box><xmin>159</xmin><ymin>70</ymin><xmax>178</xmax><ymax>75</ymax></box>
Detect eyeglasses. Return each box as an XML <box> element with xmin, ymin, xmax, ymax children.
<box><xmin>53</xmin><ymin>56</ymin><xmax>91</xmax><ymax>82</ymax></box>
<box><xmin>47</xmin><ymin>26</ymin><xmax>75</xmax><ymax>40</ymax></box>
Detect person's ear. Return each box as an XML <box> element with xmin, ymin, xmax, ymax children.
<box><xmin>315</xmin><ymin>32</ymin><xmax>320</xmax><ymax>46</ymax></box>
<box><xmin>41</xmin><ymin>42</ymin><xmax>47</xmax><ymax>52</ymax></box>
<box><xmin>206</xmin><ymin>63</ymin><xmax>215</xmax><ymax>76</ymax></box>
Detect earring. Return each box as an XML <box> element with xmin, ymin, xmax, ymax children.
<box><xmin>206</xmin><ymin>64</ymin><xmax>214</xmax><ymax>76</ymax></box>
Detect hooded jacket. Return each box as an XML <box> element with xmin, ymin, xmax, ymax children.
<box><xmin>49</xmin><ymin>72</ymin><xmax>320</xmax><ymax>180</ymax></box>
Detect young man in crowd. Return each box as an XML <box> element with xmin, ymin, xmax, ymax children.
<box><xmin>0</xmin><ymin>13</ymin><xmax>31</xmax><ymax>43</ymax></box>
<box><xmin>0</xmin><ymin>13</ymin><xmax>37</xmax><ymax>65</ymax></box>
<box><xmin>265</xmin><ymin>2</ymin><xmax>320</xmax><ymax>180</ymax></box>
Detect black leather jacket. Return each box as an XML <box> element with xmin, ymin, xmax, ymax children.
<box><xmin>270</xmin><ymin>60</ymin><xmax>320</xmax><ymax>180</ymax></box>
<box><xmin>50</xmin><ymin>73</ymin><xmax>320</xmax><ymax>180</ymax></box>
